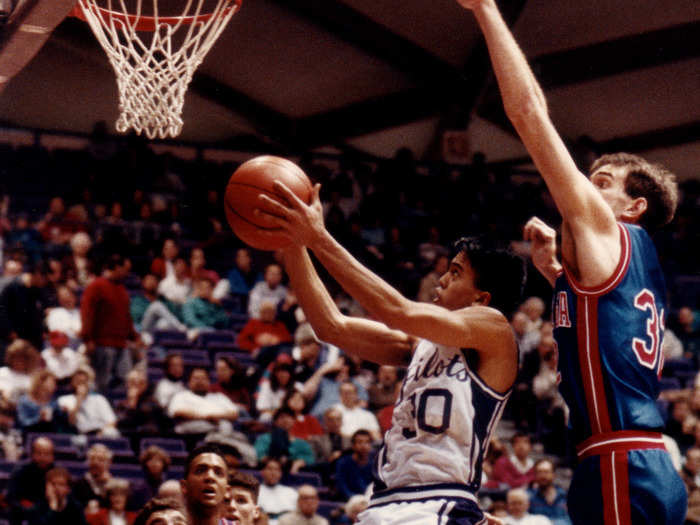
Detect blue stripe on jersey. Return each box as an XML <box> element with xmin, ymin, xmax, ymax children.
<box><xmin>553</xmin><ymin>223</ymin><xmax>666</xmax><ymax>444</ymax></box>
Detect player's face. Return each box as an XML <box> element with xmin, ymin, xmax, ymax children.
<box><xmin>590</xmin><ymin>164</ymin><xmax>635</xmax><ymax>220</ymax></box>
<box><xmin>145</xmin><ymin>509</ymin><xmax>188</xmax><ymax>525</ymax></box>
<box><xmin>226</xmin><ymin>487</ymin><xmax>260</xmax><ymax>525</ymax></box>
<box><xmin>434</xmin><ymin>252</ymin><xmax>484</xmax><ymax>311</ymax></box>
<box><xmin>181</xmin><ymin>453</ymin><xmax>228</xmax><ymax>509</ymax></box>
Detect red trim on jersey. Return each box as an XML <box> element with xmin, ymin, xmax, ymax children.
<box><xmin>577</xmin><ymin>430</ymin><xmax>666</xmax><ymax>460</ymax></box>
<box><xmin>578</xmin><ymin>296</ymin><xmax>612</xmax><ymax>434</ymax></box>
<box><xmin>564</xmin><ymin>223</ymin><xmax>631</xmax><ymax>297</ymax></box>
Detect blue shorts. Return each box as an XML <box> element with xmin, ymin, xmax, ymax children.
<box><xmin>568</xmin><ymin>432</ymin><xmax>687</xmax><ymax>524</ymax></box>
<box><xmin>360</xmin><ymin>496</ymin><xmax>484</xmax><ymax>525</ymax></box>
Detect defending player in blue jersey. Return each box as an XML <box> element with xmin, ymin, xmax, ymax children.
<box><xmin>455</xmin><ymin>0</ymin><xmax>687</xmax><ymax>523</ymax></box>
<box><xmin>256</xmin><ymin>185</ymin><xmax>524</xmax><ymax>524</ymax></box>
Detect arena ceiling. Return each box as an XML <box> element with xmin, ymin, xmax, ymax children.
<box><xmin>0</xmin><ymin>0</ymin><xmax>698</xmax><ymax>179</ymax></box>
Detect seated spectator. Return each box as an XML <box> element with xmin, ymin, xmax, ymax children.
<box><xmin>278</xmin><ymin>484</ymin><xmax>328</xmax><ymax>525</ymax></box>
<box><xmin>682</xmin><ymin>447</ymin><xmax>700</xmax><ymax>525</ymax></box>
<box><xmin>57</xmin><ymin>365</ymin><xmax>119</xmax><ymax>436</ymax></box>
<box><xmin>368</xmin><ymin>365</ymin><xmax>399</xmax><ymax>413</ymax></box>
<box><xmin>157</xmin><ymin>258</ymin><xmax>192</xmax><ymax>307</ymax></box>
<box><xmin>6</xmin><ymin>436</ymin><xmax>55</xmax><ymax>525</ymax></box>
<box><xmin>167</xmin><ymin>367</ymin><xmax>238</xmax><ymax>436</ymax></box>
<box><xmin>303</xmin><ymin>356</ymin><xmax>369</xmax><ymax>421</ymax></box>
<box><xmin>254</xmin><ymin>407</ymin><xmax>315</xmax><ymax>474</ymax></box>
<box><xmin>520</xmin><ymin>296</ymin><xmax>546</xmax><ymax>332</ymax></box>
<box><xmin>256</xmin><ymin>358</ymin><xmax>295</xmax><ymax>422</ymax></box>
<box><xmin>491</xmin><ymin>433</ymin><xmax>536</xmax><ymax>490</ymax></box>
<box><xmin>26</xmin><ymin>467</ymin><xmax>87</xmax><ymax>525</ymax></box>
<box><xmin>224</xmin><ymin>470</ymin><xmax>262</xmax><ymax>525</ymax></box>
<box><xmin>504</xmin><ymin>488</ymin><xmax>552</xmax><ymax>525</ymax></box>
<box><xmin>116</xmin><ymin>368</ymin><xmax>166</xmax><ymax>440</ymax></box>
<box><xmin>63</xmin><ymin>231</ymin><xmax>95</xmax><ymax>290</ymax></box>
<box><xmin>333</xmin><ymin>381</ymin><xmax>381</xmax><ymax>442</ymax></box>
<box><xmin>210</xmin><ymin>355</ymin><xmax>252</xmax><ymax>414</ymax></box>
<box><xmin>46</xmin><ymin>286</ymin><xmax>82</xmax><ymax>341</ymax></box>
<box><xmin>132</xmin><ymin>496</ymin><xmax>187</xmax><ymax>525</ymax></box>
<box><xmin>132</xmin><ymin>275</ymin><xmax>186</xmax><ymax>339</ymax></box>
<box><xmin>153</xmin><ymin>353</ymin><xmax>186</xmax><ymax>410</ymax></box>
<box><xmin>340</xmin><ymin>494</ymin><xmax>369</xmax><ymax>524</ymax></box>
<box><xmin>285</xmin><ymin>390</ymin><xmax>323</xmax><ymax>440</ymax></box>
<box><xmin>225</xmin><ymin>248</ymin><xmax>262</xmax><ymax>309</ymax></box>
<box><xmin>512</xmin><ymin>311</ymin><xmax>541</xmax><ymax>360</ymax></box>
<box><xmin>667</xmin><ymin>399</ymin><xmax>695</xmax><ymax>453</ymax></box>
<box><xmin>236</xmin><ymin>300</ymin><xmax>292</xmax><ymax>354</ymax></box>
<box><xmin>531</xmin><ymin>338</ymin><xmax>568</xmax><ymax>456</ymax></box>
<box><xmin>678</xmin><ymin>307</ymin><xmax>700</xmax><ymax>363</ymax></box>
<box><xmin>290</xmin><ymin>324</ymin><xmax>335</xmax><ymax>386</ymax></box>
<box><xmin>156</xmin><ymin>480</ymin><xmax>184</xmax><ymax>504</ymax></box>
<box><xmin>150</xmin><ymin>238</ymin><xmax>179</xmax><ymax>280</ymax></box>
<box><xmin>526</xmin><ymin>459</ymin><xmax>571</xmax><ymax>525</ymax></box>
<box><xmin>334</xmin><ymin>430</ymin><xmax>374</xmax><ymax>501</ymax></box>
<box><xmin>86</xmin><ymin>478</ymin><xmax>137</xmax><ymax>525</ymax></box>
<box><xmin>189</xmin><ymin>247</ymin><xmax>220</xmax><ymax>285</ymax></box>
<box><xmin>0</xmin><ymin>338</ymin><xmax>41</xmax><ymax>404</ymax></box>
<box><xmin>182</xmin><ymin>277</ymin><xmax>230</xmax><ymax>330</ymax></box>
<box><xmin>72</xmin><ymin>443</ymin><xmax>114</xmax><ymax>509</ymax></box>
<box><xmin>308</xmin><ymin>407</ymin><xmax>348</xmax><ymax>466</ymax></box>
<box><xmin>41</xmin><ymin>331</ymin><xmax>82</xmax><ymax>383</ymax></box>
<box><xmin>129</xmin><ymin>446</ymin><xmax>172</xmax><ymax>510</ymax></box>
<box><xmin>248</xmin><ymin>263</ymin><xmax>287</xmax><ymax>320</ymax></box>
<box><xmin>16</xmin><ymin>370</ymin><xmax>61</xmax><ymax>432</ymax></box>
<box><xmin>257</xmin><ymin>458</ymin><xmax>297</xmax><ymax>525</ymax></box>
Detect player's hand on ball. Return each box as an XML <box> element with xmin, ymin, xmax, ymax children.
<box><xmin>256</xmin><ymin>182</ymin><xmax>325</xmax><ymax>247</ymax></box>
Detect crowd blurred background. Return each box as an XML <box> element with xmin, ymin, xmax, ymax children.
<box><xmin>0</xmin><ymin>125</ymin><xmax>697</xmax><ymax>525</ymax></box>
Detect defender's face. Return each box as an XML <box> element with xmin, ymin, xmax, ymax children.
<box><xmin>226</xmin><ymin>487</ymin><xmax>260</xmax><ymax>525</ymax></box>
<box><xmin>590</xmin><ymin>164</ymin><xmax>633</xmax><ymax>220</ymax></box>
<box><xmin>434</xmin><ymin>252</ymin><xmax>482</xmax><ymax>311</ymax></box>
<box><xmin>181</xmin><ymin>453</ymin><xmax>228</xmax><ymax>509</ymax></box>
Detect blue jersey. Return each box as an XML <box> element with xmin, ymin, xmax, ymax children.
<box><xmin>552</xmin><ymin>223</ymin><xmax>667</xmax><ymax>443</ymax></box>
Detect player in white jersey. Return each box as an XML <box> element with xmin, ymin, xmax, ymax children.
<box><xmin>256</xmin><ymin>184</ymin><xmax>525</xmax><ymax>525</ymax></box>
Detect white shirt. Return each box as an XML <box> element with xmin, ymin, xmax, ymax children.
<box><xmin>504</xmin><ymin>513</ymin><xmax>552</xmax><ymax>525</ymax></box>
<box><xmin>167</xmin><ymin>390</ymin><xmax>238</xmax><ymax>434</ymax></box>
<box><xmin>46</xmin><ymin>307</ymin><xmax>82</xmax><ymax>339</ymax></box>
<box><xmin>333</xmin><ymin>403</ymin><xmax>380</xmax><ymax>439</ymax></box>
<box><xmin>258</xmin><ymin>483</ymin><xmax>298</xmax><ymax>525</ymax></box>
<box><xmin>0</xmin><ymin>367</ymin><xmax>31</xmax><ymax>403</ymax></box>
<box><xmin>41</xmin><ymin>347</ymin><xmax>82</xmax><ymax>380</ymax></box>
<box><xmin>154</xmin><ymin>378</ymin><xmax>186</xmax><ymax>409</ymax></box>
<box><xmin>157</xmin><ymin>275</ymin><xmax>192</xmax><ymax>304</ymax></box>
<box><xmin>57</xmin><ymin>392</ymin><xmax>117</xmax><ymax>434</ymax></box>
<box><xmin>248</xmin><ymin>282</ymin><xmax>287</xmax><ymax>319</ymax></box>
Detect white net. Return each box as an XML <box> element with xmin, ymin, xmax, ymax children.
<box><xmin>76</xmin><ymin>0</ymin><xmax>241</xmax><ymax>139</ymax></box>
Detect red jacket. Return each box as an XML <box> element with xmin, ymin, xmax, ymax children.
<box><xmin>80</xmin><ymin>277</ymin><xmax>136</xmax><ymax>348</ymax></box>
<box><xmin>235</xmin><ymin>319</ymin><xmax>291</xmax><ymax>352</ymax></box>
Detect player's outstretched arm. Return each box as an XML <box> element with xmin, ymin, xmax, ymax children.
<box><xmin>259</xmin><ymin>184</ymin><xmax>515</xmax><ymax>364</ymax></box>
<box><xmin>458</xmin><ymin>0</ymin><xmax>620</xmax><ymax>284</ymax></box>
<box><xmin>523</xmin><ymin>216</ymin><xmax>562</xmax><ymax>287</ymax></box>
<box><xmin>282</xmin><ymin>243</ymin><xmax>414</xmax><ymax>367</ymax></box>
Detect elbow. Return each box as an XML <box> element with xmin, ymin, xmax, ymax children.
<box><xmin>504</xmin><ymin>90</ymin><xmax>547</xmax><ymax>126</ymax></box>
<box><xmin>313</xmin><ymin>316</ymin><xmax>348</xmax><ymax>347</ymax></box>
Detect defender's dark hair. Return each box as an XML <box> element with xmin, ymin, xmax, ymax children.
<box><xmin>133</xmin><ymin>497</ymin><xmax>185</xmax><ymax>525</ymax></box>
<box><xmin>184</xmin><ymin>443</ymin><xmax>226</xmax><ymax>477</ymax></box>
<box><xmin>228</xmin><ymin>470</ymin><xmax>261</xmax><ymax>502</ymax></box>
<box><xmin>453</xmin><ymin>237</ymin><xmax>526</xmax><ymax>317</ymax></box>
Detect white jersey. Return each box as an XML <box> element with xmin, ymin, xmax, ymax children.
<box><xmin>370</xmin><ymin>338</ymin><xmax>510</xmax><ymax>507</ymax></box>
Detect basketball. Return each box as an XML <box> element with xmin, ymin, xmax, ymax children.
<box><xmin>224</xmin><ymin>155</ymin><xmax>313</xmax><ymax>251</ymax></box>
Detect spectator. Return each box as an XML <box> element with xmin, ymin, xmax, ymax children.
<box><xmin>150</xmin><ymin>238</ymin><xmax>179</xmax><ymax>280</ymax></box>
<box><xmin>511</xmin><ymin>312</ymin><xmax>540</xmax><ymax>359</ymax></box>
<box><xmin>41</xmin><ymin>330</ymin><xmax>82</xmax><ymax>383</ymax></box>
<box><xmin>86</xmin><ymin>478</ymin><xmax>137</xmax><ymax>525</ymax></box>
<box><xmin>519</xmin><ymin>297</ymin><xmax>546</xmax><ymax>331</ymax></box>
<box><xmin>26</xmin><ymin>467</ymin><xmax>87</xmax><ymax>525</ymax></box>
<box><xmin>416</xmin><ymin>254</ymin><xmax>448</xmax><ymax>303</ymax></box>
<box><xmin>333</xmin><ymin>381</ymin><xmax>381</xmax><ymax>442</ymax></box>
<box><xmin>167</xmin><ymin>367</ymin><xmax>238</xmax><ymax>436</ymax></box>
<box><xmin>248</xmin><ymin>264</ymin><xmax>287</xmax><ymax>320</ymax></box>
<box><xmin>157</xmin><ymin>258</ymin><xmax>192</xmax><ymax>307</ymax></box>
<box><xmin>57</xmin><ymin>365</ymin><xmax>119</xmax><ymax>436</ymax></box>
<box><xmin>0</xmin><ymin>263</ymin><xmax>49</xmax><ymax>352</ymax></box>
<box><xmin>667</xmin><ymin>399</ymin><xmax>695</xmax><ymax>453</ymax></box>
<box><xmin>189</xmin><ymin>247</ymin><xmax>219</xmax><ymax>285</ymax></box>
<box><xmin>678</xmin><ymin>307</ymin><xmax>700</xmax><ymax>363</ymax></box>
<box><xmin>63</xmin><ymin>232</ymin><xmax>95</xmax><ymax>290</ymax></box>
<box><xmin>290</xmin><ymin>323</ymin><xmax>336</xmax><ymax>387</ymax></box>
<box><xmin>116</xmin><ymin>368</ymin><xmax>165</xmax><ymax>440</ymax></box>
<box><xmin>46</xmin><ymin>286</ymin><xmax>82</xmax><ymax>340</ymax></box>
<box><xmin>72</xmin><ymin>443</ymin><xmax>114</xmax><ymax>509</ymax></box>
<box><xmin>210</xmin><ymin>355</ymin><xmax>252</xmax><ymax>414</ymax></box>
<box><xmin>132</xmin><ymin>497</ymin><xmax>187</xmax><ymax>525</ymax></box>
<box><xmin>341</xmin><ymin>495</ymin><xmax>369</xmax><ymax>524</ymax></box>
<box><xmin>81</xmin><ymin>254</ymin><xmax>141</xmax><ymax>393</ymax></box>
<box><xmin>284</xmin><ymin>390</ymin><xmax>323</xmax><ymax>440</ymax></box>
<box><xmin>334</xmin><ymin>430</ymin><xmax>374</xmax><ymax>501</ymax></box>
<box><xmin>182</xmin><ymin>277</ymin><xmax>230</xmax><ymax>330</ymax></box>
<box><xmin>225</xmin><ymin>247</ymin><xmax>262</xmax><ymax>306</ymax></box>
<box><xmin>224</xmin><ymin>470</ymin><xmax>262</xmax><ymax>525</ymax></box>
<box><xmin>278</xmin><ymin>485</ymin><xmax>328</xmax><ymax>525</ymax></box>
<box><xmin>254</xmin><ymin>407</ymin><xmax>315</xmax><ymax>474</ymax></box>
<box><xmin>0</xmin><ymin>338</ymin><xmax>41</xmax><ymax>404</ymax></box>
<box><xmin>308</xmin><ymin>407</ymin><xmax>348</xmax><ymax>466</ymax></box>
<box><xmin>156</xmin><ymin>480</ymin><xmax>184</xmax><ymax>503</ymax></box>
<box><xmin>256</xmin><ymin>359</ymin><xmax>295</xmax><ymax>422</ymax></box>
<box><xmin>682</xmin><ymin>447</ymin><xmax>700</xmax><ymax>524</ymax></box>
<box><xmin>504</xmin><ymin>488</ymin><xmax>552</xmax><ymax>525</ymax></box>
<box><xmin>153</xmin><ymin>352</ymin><xmax>186</xmax><ymax>410</ymax></box>
<box><xmin>526</xmin><ymin>459</ymin><xmax>571</xmax><ymax>525</ymax></box>
<box><xmin>367</xmin><ymin>365</ymin><xmax>399</xmax><ymax>413</ymax></box>
<box><xmin>180</xmin><ymin>444</ymin><xmax>228</xmax><ymax>525</ymax></box>
<box><xmin>303</xmin><ymin>356</ymin><xmax>368</xmax><ymax>421</ymax></box>
<box><xmin>491</xmin><ymin>433</ymin><xmax>536</xmax><ymax>489</ymax></box>
<box><xmin>132</xmin><ymin>275</ymin><xmax>186</xmax><ymax>338</ymax></box>
<box><xmin>130</xmin><ymin>446</ymin><xmax>172</xmax><ymax>510</ymax></box>
<box><xmin>531</xmin><ymin>337</ymin><xmax>568</xmax><ymax>456</ymax></box>
<box><xmin>257</xmin><ymin>458</ymin><xmax>297</xmax><ymax>525</ymax></box>
<box><xmin>16</xmin><ymin>370</ymin><xmax>60</xmax><ymax>432</ymax></box>
<box><xmin>237</xmin><ymin>300</ymin><xmax>291</xmax><ymax>354</ymax></box>
<box><xmin>6</xmin><ymin>436</ymin><xmax>55</xmax><ymax>525</ymax></box>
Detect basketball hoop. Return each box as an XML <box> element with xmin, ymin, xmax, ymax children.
<box><xmin>72</xmin><ymin>0</ymin><xmax>242</xmax><ymax>139</ymax></box>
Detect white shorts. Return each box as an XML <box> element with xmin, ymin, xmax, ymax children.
<box><xmin>356</xmin><ymin>499</ymin><xmax>486</xmax><ymax>525</ymax></box>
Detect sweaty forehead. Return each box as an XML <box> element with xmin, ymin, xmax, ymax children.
<box><xmin>192</xmin><ymin>453</ymin><xmax>226</xmax><ymax>470</ymax></box>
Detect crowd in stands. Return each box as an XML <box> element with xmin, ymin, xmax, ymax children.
<box><xmin>0</xmin><ymin>130</ymin><xmax>697</xmax><ymax>524</ymax></box>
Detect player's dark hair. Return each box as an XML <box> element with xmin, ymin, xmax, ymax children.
<box><xmin>184</xmin><ymin>443</ymin><xmax>226</xmax><ymax>477</ymax></box>
<box><xmin>589</xmin><ymin>152</ymin><xmax>678</xmax><ymax>233</ymax></box>
<box><xmin>133</xmin><ymin>497</ymin><xmax>185</xmax><ymax>525</ymax></box>
<box><xmin>228</xmin><ymin>471</ymin><xmax>260</xmax><ymax>502</ymax></box>
<box><xmin>453</xmin><ymin>237</ymin><xmax>526</xmax><ymax>317</ymax></box>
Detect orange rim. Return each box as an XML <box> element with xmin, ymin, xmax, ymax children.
<box><xmin>70</xmin><ymin>0</ymin><xmax>242</xmax><ymax>31</ymax></box>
